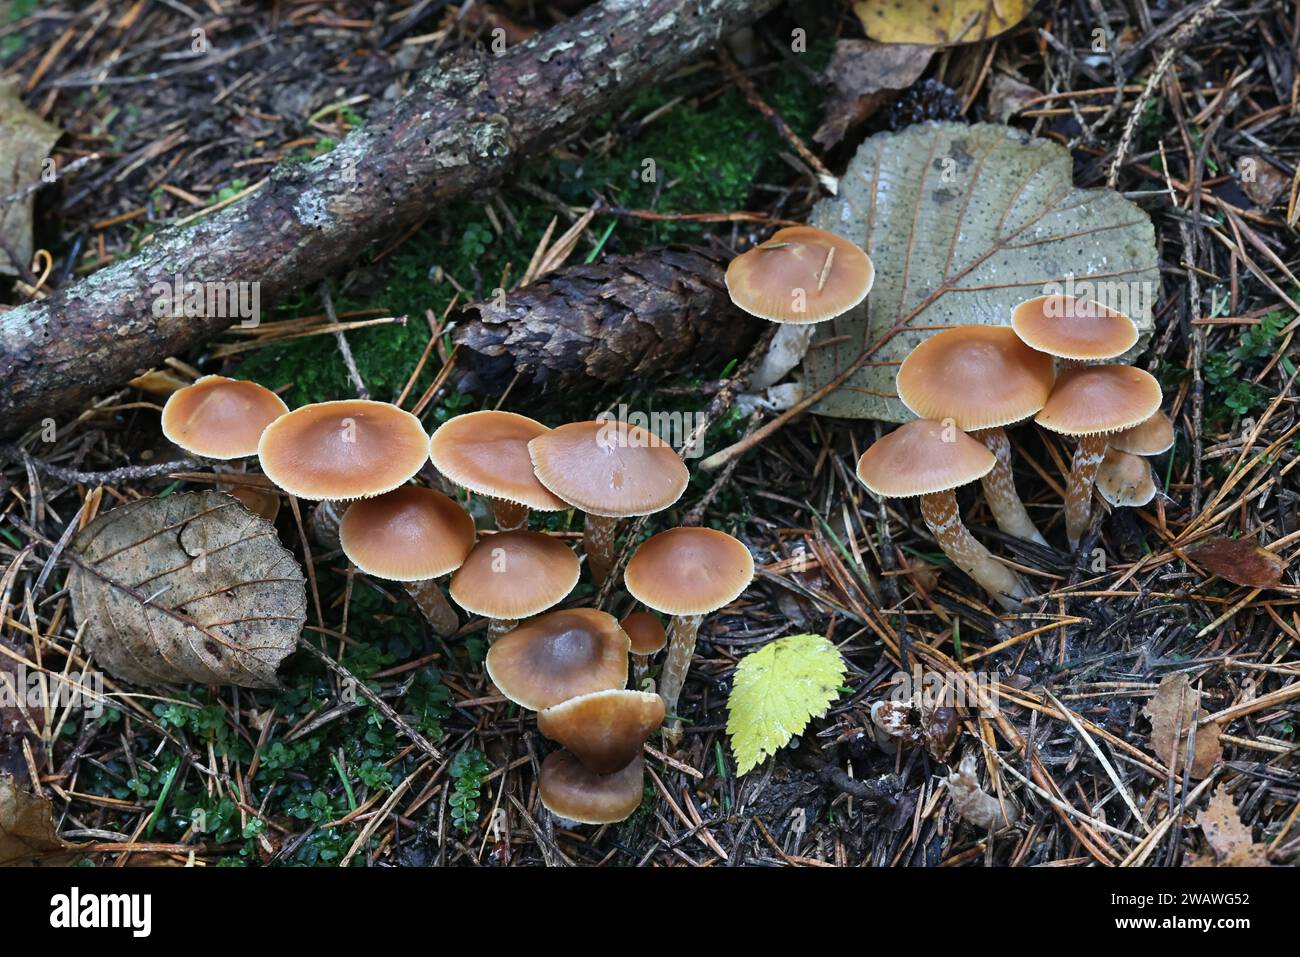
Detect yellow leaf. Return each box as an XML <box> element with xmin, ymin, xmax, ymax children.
<box><xmin>726</xmin><ymin>634</ymin><xmax>847</xmax><ymax>775</ymax></box>
<box><xmin>852</xmin><ymin>0</ymin><xmax>1033</xmax><ymax>46</ymax></box>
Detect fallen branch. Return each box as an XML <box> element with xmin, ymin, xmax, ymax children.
<box><xmin>0</xmin><ymin>0</ymin><xmax>781</xmax><ymax>437</ymax></box>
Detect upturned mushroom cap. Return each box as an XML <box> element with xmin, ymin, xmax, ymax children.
<box><xmin>620</xmin><ymin>611</ymin><xmax>667</xmax><ymax>655</ymax></box>
<box><xmin>855</xmin><ymin>419</ymin><xmax>996</xmax><ymax>498</ymax></box>
<box><xmin>896</xmin><ymin>326</ymin><xmax>1056</xmax><ymax>430</ymax></box>
<box><xmin>485</xmin><ymin>609</ymin><xmax>630</xmax><ymax>710</ymax></box>
<box><xmin>339</xmin><ymin>486</ymin><xmax>475</xmax><ymax>581</ymax></box>
<box><xmin>726</xmin><ymin>226</ymin><xmax>874</xmax><ymax>324</ymax></box>
<box><xmin>538</xmin><ymin>751</ymin><xmax>645</xmax><ymax>825</ymax></box>
<box><xmin>448</xmin><ymin>530</ymin><xmax>579</xmax><ymax>620</ymax></box>
<box><xmin>258</xmin><ymin>399</ymin><xmax>429</xmax><ymax>500</ymax></box>
<box><xmin>160</xmin><ymin>375</ymin><xmax>288</xmax><ymax>459</ymax></box>
<box><xmin>1096</xmin><ymin>448</ymin><xmax>1156</xmax><ymax>507</ymax></box>
<box><xmin>1034</xmin><ymin>365</ymin><xmax>1163</xmax><ymax>437</ymax></box>
<box><xmin>527</xmin><ymin>419</ymin><xmax>688</xmax><ymax>518</ymax></box>
<box><xmin>428</xmin><ymin>410</ymin><xmax>568</xmax><ymax>511</ymax></box>
<box><xmin>1109</xmin><ymin>410</ymin><xmax>1174</xmax><ymax>456</ymax></box>
<box><xmin>537</xmin><ymin>689</ymin><xmax>665</xmax><ymax>775</ymax></box>
<box><xmin>1011</xmin><ymin>294</ymin><xmax>1138</xmax><ymax>361</ymax></box>
<box><xmin>624</xmin><ymin>527</ymin><xmax>754</xmax><ymax>617</ymax></box>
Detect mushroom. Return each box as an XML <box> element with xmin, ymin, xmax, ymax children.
<box><xmin>338</xmin><ymin>486</ymin><xmax>476</xmax><ymax>636</ymax></box>
<box><xmin>1011</xmin><ymin>294</ymin><xmax>1138</xmax><ymax>365</ymax></box>
<box><xmin>896</xmin><ymin>326</ymin><xmax>1055</xmax><ymax>545</ymax></box>
<box><xmin>856</xmin><ymin>419</ymin><xmax>1029</xmax><ymax>610</ymax></box>
<box><xmin>528</xmin><ymin>419</ymin><xmax>688</xmax><ymax>587</ymax></box>
<box><xmin>538</xmin><ymin>751</ymin><xmax>645</xmax><ymax>826</ymax></box>
<box><xmin>1095</xmin><ymin>448</ymin><xmax>1156</xmax><ymax>509</ymax></box>
<box><xmin>1034</xmin><ymin>365</ymin><xmax>1163</xmax><ymax>549</ymax></box>
<box><xmin>623</xmin><ymin>527</ymin><xmax>754</xmax><ymax>742</ymax></box>
<box><xmin>537</xmin><ymin>689</ymin><xmax>664</xmax><ymax>774</ymax></box>
<box><xmin>484</xmin><ymin>608</ymin><xmax>630</xmax><ymax>711</ymax></box>
<box><xmin>448</xmin><ymin>530</ymin><xmax>580</xmax><ymax>640</ymax></box>
<box><xmin>227</xmin><ymin>484</ymin><xmax>281</xmax><ymax>523</ymax></box>
<box><xmin>160</xmin><ymin>374</ymin><xmax>288</xmax><ymax>460</ymax></box>
<box><xmin>258</xmin><ymin>399</ymin><xmax>430</xmax><ymax>550</ymax></box>
<box><xmin>620</xmin><ymin>610</ymin><xmax>667</xmax><ymax>691</ymax></box>
<box><xmin>428</xmin><ymin>410</ymin><xmax>568</xmax><ymax>530</ymax></box>
<box><xmin>725</xmin><ymin>225</ymin><xmax>874</xmax><ymax>324</ymax></box>
<box><xmin>1109</xmin><ymin>410</ymin><xmax>1174</xmax><ymax>457</ymax></box>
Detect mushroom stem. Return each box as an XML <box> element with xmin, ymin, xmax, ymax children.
<box><xmin>487</xmin><ymin>618</ymin><xmax>518</xmax><ymax>642</ymax></box>
<box><xmin>919</xmin><ymin>492</ymin><xmax>1027</xmax><ymax>611</ymax></box>
<box><xmin>308</xmin><ymin>499</ymin><xmax>344</xmax><ymax>550</ymax></box>
<box><xmin>402</xmin><ymin>578</ymin><xmax>459</xmax><ymax>636</ymax></box>
<box><xmin>631</xmin><ymin>655</ymin><xmax>653</xmax><ymax>693</ymax></box>
<box><xmin>1064</xmin><ymin>434</ymin><xmax>1107</xmax><ymax>549</ymax></box>
<box><xmin>490</xmin><ymin>498</ymin><xmax>529</xmax><ymax>531</ymax></box>
<box><xmin>583</xmin><ymin>513</ymin><xmax>620</xmax><ymax>586</ymax></box>
<box><xmin>971</xmin><ymin>428</ymin><xmax>1047</xmax><ymax>546</ymax></box>
<box><xmin>658</xmin><ymin>612</ymin><xmax>705</xmax><ymax>746</ymax></box>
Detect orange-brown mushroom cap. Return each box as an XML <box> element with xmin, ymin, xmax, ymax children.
<box><xmin>726</xmin><ymin>226</ymin><xmax>874</xmax><ymax>324</ymax></box>
<box><xmin>1109</xmin><ymin>410</ymin><xmax>1174</xmax><ymax>456</ymax></box>
<box><xmin>257</xmin><ymin>399</ymin><xmax>429</xmax><ymax>500</ymax></box>
<box><xmin>485</xmin><ymin>609</ymin><xmax>630</xmax><ymax>710</ymax></box>
<box><xmin>1011</xmin><ymin>294</ymin><xmax>1139</xmax><ymax>361</ymax></box>
<box><xmin>1034</xmin><ymin>365</ymin><xmax>1163</xmax><ymax>437</ymax></box>
<box><xmin>855</xmin><ymin>419</ymin><xmax>996</xmax><ymax>498</ymax></box>
<box><xmin>160</xmin><ymin>375</ymin><xmax>288</xmax><ymax>459</ymax></box>
<box><xmin>428</xmin><ymin>410</ymin><xmax>568</xmax><ymax>511</ymax></box>
<box><xmin>1096</xmin><ymin>448</ymin><xmax>1156</xmax><ymax>507</ymax></box>
<box><xmin>448</xmin><ymin>530</ymin><xmax>579</xmax><ymax>619</ymax></box>
<box><xmin>527</xmin><ymin>419</ymin><xmax>688</xmax><ymax>518</ymax></box>
<box><xmin>537</xmin><ymin>689</ymin><xmax>665</xmax><ymax>775</ymax></box>
<box><xmin>620</xmin><ymin>611</ymin><xmax>667</xmax><ymax>656</ymax></box>
<box><xmin>339</xmin><ymin>486</ymin><xmax>475</xmax><ymax>581</ymax></box>
<box><xmin>538</xmin><ymin>751</ymin><xmax>645</xmax><ymax>824</ymax></box>
<box><xmin>896</xmin><ymin>326</ymin><xmax>1056</xmax><ymax>430</ymax></box>
<box><xmin>624</xmin><ymin>527</ymin><xmax>754</xmax><ymax>617</ymax></box>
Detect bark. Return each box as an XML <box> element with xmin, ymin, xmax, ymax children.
<box><xmin>0</xmin><ymin>0</ymin><xmax>781</xmax><ymax>437</ymax></box>
<box><xmin>454</xmin><ymin>248</ymin><xmax>761</xmax><ymax>395</ymax></box>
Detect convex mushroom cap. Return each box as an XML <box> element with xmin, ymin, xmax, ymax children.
<box><xmin>539</xmin><ymin>751</ymin><xmax>645</xmax><ymax>825</ymax></box>
<box><xmin>527</xmin><ymin>419</ymin><xmax>688</xmax><ymax>518</ymax></box>
<box><xmin>339</xmin><ymin>486</ymin><xmax>476</xmax><ymax>581</ymax></box>
<box><xmin>448</xmin><ymin>530</ymin><xmax>579</xmax><ymax>620</ymax></box>
<box><xmin>625</xmin><ymin>527</ymin><xmax>754</xmax><ymax>617</ymax></box>
<box><xmin>895</xmin><ymin>326</ymin><xmax>1055</xmax><ymax>430</ymax></box>
<box><xmin>620</xmin><ymin>611</ymin><xmax>667</xmax><ymax>656</ymax></box>
<box><xmin>1034</xmin><ymin>365</ymin><xmax>1163</xmax><ymax>437</ymax></box>
<box><xmin>726</xmin><ymin>226</ymin><xmax>874</xmax><ymax>324</ymax></box>
<box><xmin>538</xmin><ymin>689</ymin><xmax>665</xmax><ymax>774</ymax></box>
<box><xmin>485</xmin><ymin>609</ymin><xmax>630</xmax><ymax>710</ymax></box>
<box><xmin>258</xmin><ymin>399</ymin><xmax>429</xmax><ymax>500</ymax></box>
<box><xmin>161</xmin><ymin>375</ymin><xmax>288</xmax><ymax>459</ymax></box>
<box><xmin>428</xmin><ymin>410</ymin><xmax>568</xmax><ymax>511</ymax></box>
<box><xmin>1109</xmin><ymin>410</ymin><xmax>1174</xmax><ymax>456</ymax></box>
<box><xmin>1096</xmin><ymin>449</ymin><xmax>1156</xmax><ymax>507</ymax></box>
<box><xmin>1011</xmin><ymin>294</ymin><xmax>1138</xmax><ymax>361</ymax></box>
<box><xmin>855</xmin><ymin>419</ymin><xmax>996</xmax><ymax>498</ymax></box>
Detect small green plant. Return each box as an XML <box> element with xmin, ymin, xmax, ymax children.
<box><xmin>448</xmin><ymin>748</ymin><xmax>492</xmax><ymax>834</ymax></box>
<box><xmin>1203</xmin><ymin>308</ymin><xmax>1288</xmax><ymax>426</ymax></box>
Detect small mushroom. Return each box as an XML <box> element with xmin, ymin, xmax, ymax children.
<box><xmin>1035</xmin><ymin>365</ymin><xmax>1163</xmax><ymax>548</ymax></box>
<box><xmin>1109</xmin><ymin>410</ymin><xmax>1174</xmax><ymax>456</ymax></box>
<box><xmin>338</xmin><ymin>486</ymin><xmax>476</xmax><ymax>636</ymax></box>
<box><xmin>227</xmin><ymin>484</ymin><xmax>281</xmax><ymax>523</ymax></box>
<box><xmin>537</xmin><ymin>689</ymin><xmax>664</xmax><ymax>774</ymax></box>
<box><xmin>160</xmin><ymin>375</ymin><xmax>288</xmax><ymax>460</ymax></box>
<box><xmin>538</xmin><ymin>751</ymin><xmax>645</xmax><ymax>826</ymax></box>
<box><xmin>725</xmin><ymin>225</ymin><xmax>874</xmax><ymax>324</ymax></box>
<box><xmin>856</xmin><ymin>419</ymin><xmax>1028</xmax><ymax>610</ymax></box>
<box><xmin>620</xmin><ymin>611</ymin><xmax>667</xmax><ymax>691</ymax></box>
<box><xmin>448</xmin><ymin>530</ymin><xmax>580</xmax><ymax>640</ymax></box>
<box><xmin>528</xmin><ymin>419</ymin><xmax>688</xmax><ymax>586</ymax></box>
<box><xmin>1096</xmin><ymin>448</ymin><xmax>1156</xmax><ymax>508</ymax></box>
<box><xmin>1011</xmin><ymin>294</ymin><xmax>1138</xmax><ymax>364</ymax></box>
<box><xmin>428</xmin><ymin>410</ymin><xmax>568</xmax><ymax>530</ymax></box>
<box><xmin>896</xmin><ymin>326</ymin><xmax>1055</xmax><ymax>545</ymax></box>
<box><xmin>484</xmin><ymin>608</ymin><xmax>630</xmax><ymax>711</ymax></box>
<box><xmin>623</xmin><ymin>527</ymin><xmax>754</xmax><ymax>743</ymax></box>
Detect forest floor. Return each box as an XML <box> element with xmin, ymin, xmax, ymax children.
<box><xmin>1</xmin><ymin>0</ymin><xmax>1297</xmax><ymax>867</ymax></box>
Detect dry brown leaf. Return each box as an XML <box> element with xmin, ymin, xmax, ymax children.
<box><xmin>1237</xmin><ymin>155</ymin><xmax>1290</xmax><ymax>210</ymax></box>
<box><xmin>68</xmin><ymin>491</ymin><xmax>306</xmax><ymax>688</ymax></box>
<box><xmin>814</xmin><ymin>40</ymin><xmax>934</xmax><ymax>148</ymax></box>
<box><xmin>1188</xmin><ymin>788</ymin><xmax>1271</xmax><ymax>867</ymax></box>
<box><xmin>0</xmin><ymin>80</ymin><xmax>61</xmax><ymax>278</ymax></box>
<box><xmin>987</xmin><ymin>73</ymin><xmax>1040</xmax><ymax>123</ymax></box>
<box><xmin>1185</xmin><ymin>537</ymin><xmax>1287</xmax><ymax>589</ymax></box>
<box><xmin>0</xmin><ymin>774</ymin><xmax>79</xmax><ymax>866</ymax></box>
<box><xmin>1144</xmin><ymin>673</ymin><xmax>1222</xmax><ymax>779</ymax></box>
<box><xmin>853</xmin><ymin>0</ymin><xmax>1033</xmax><ymax>46</ymax></box>
<box><xmin>944</xmin><ymin>753</ymin><xmax>1020</xmax><ymax>829</ymax></box>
